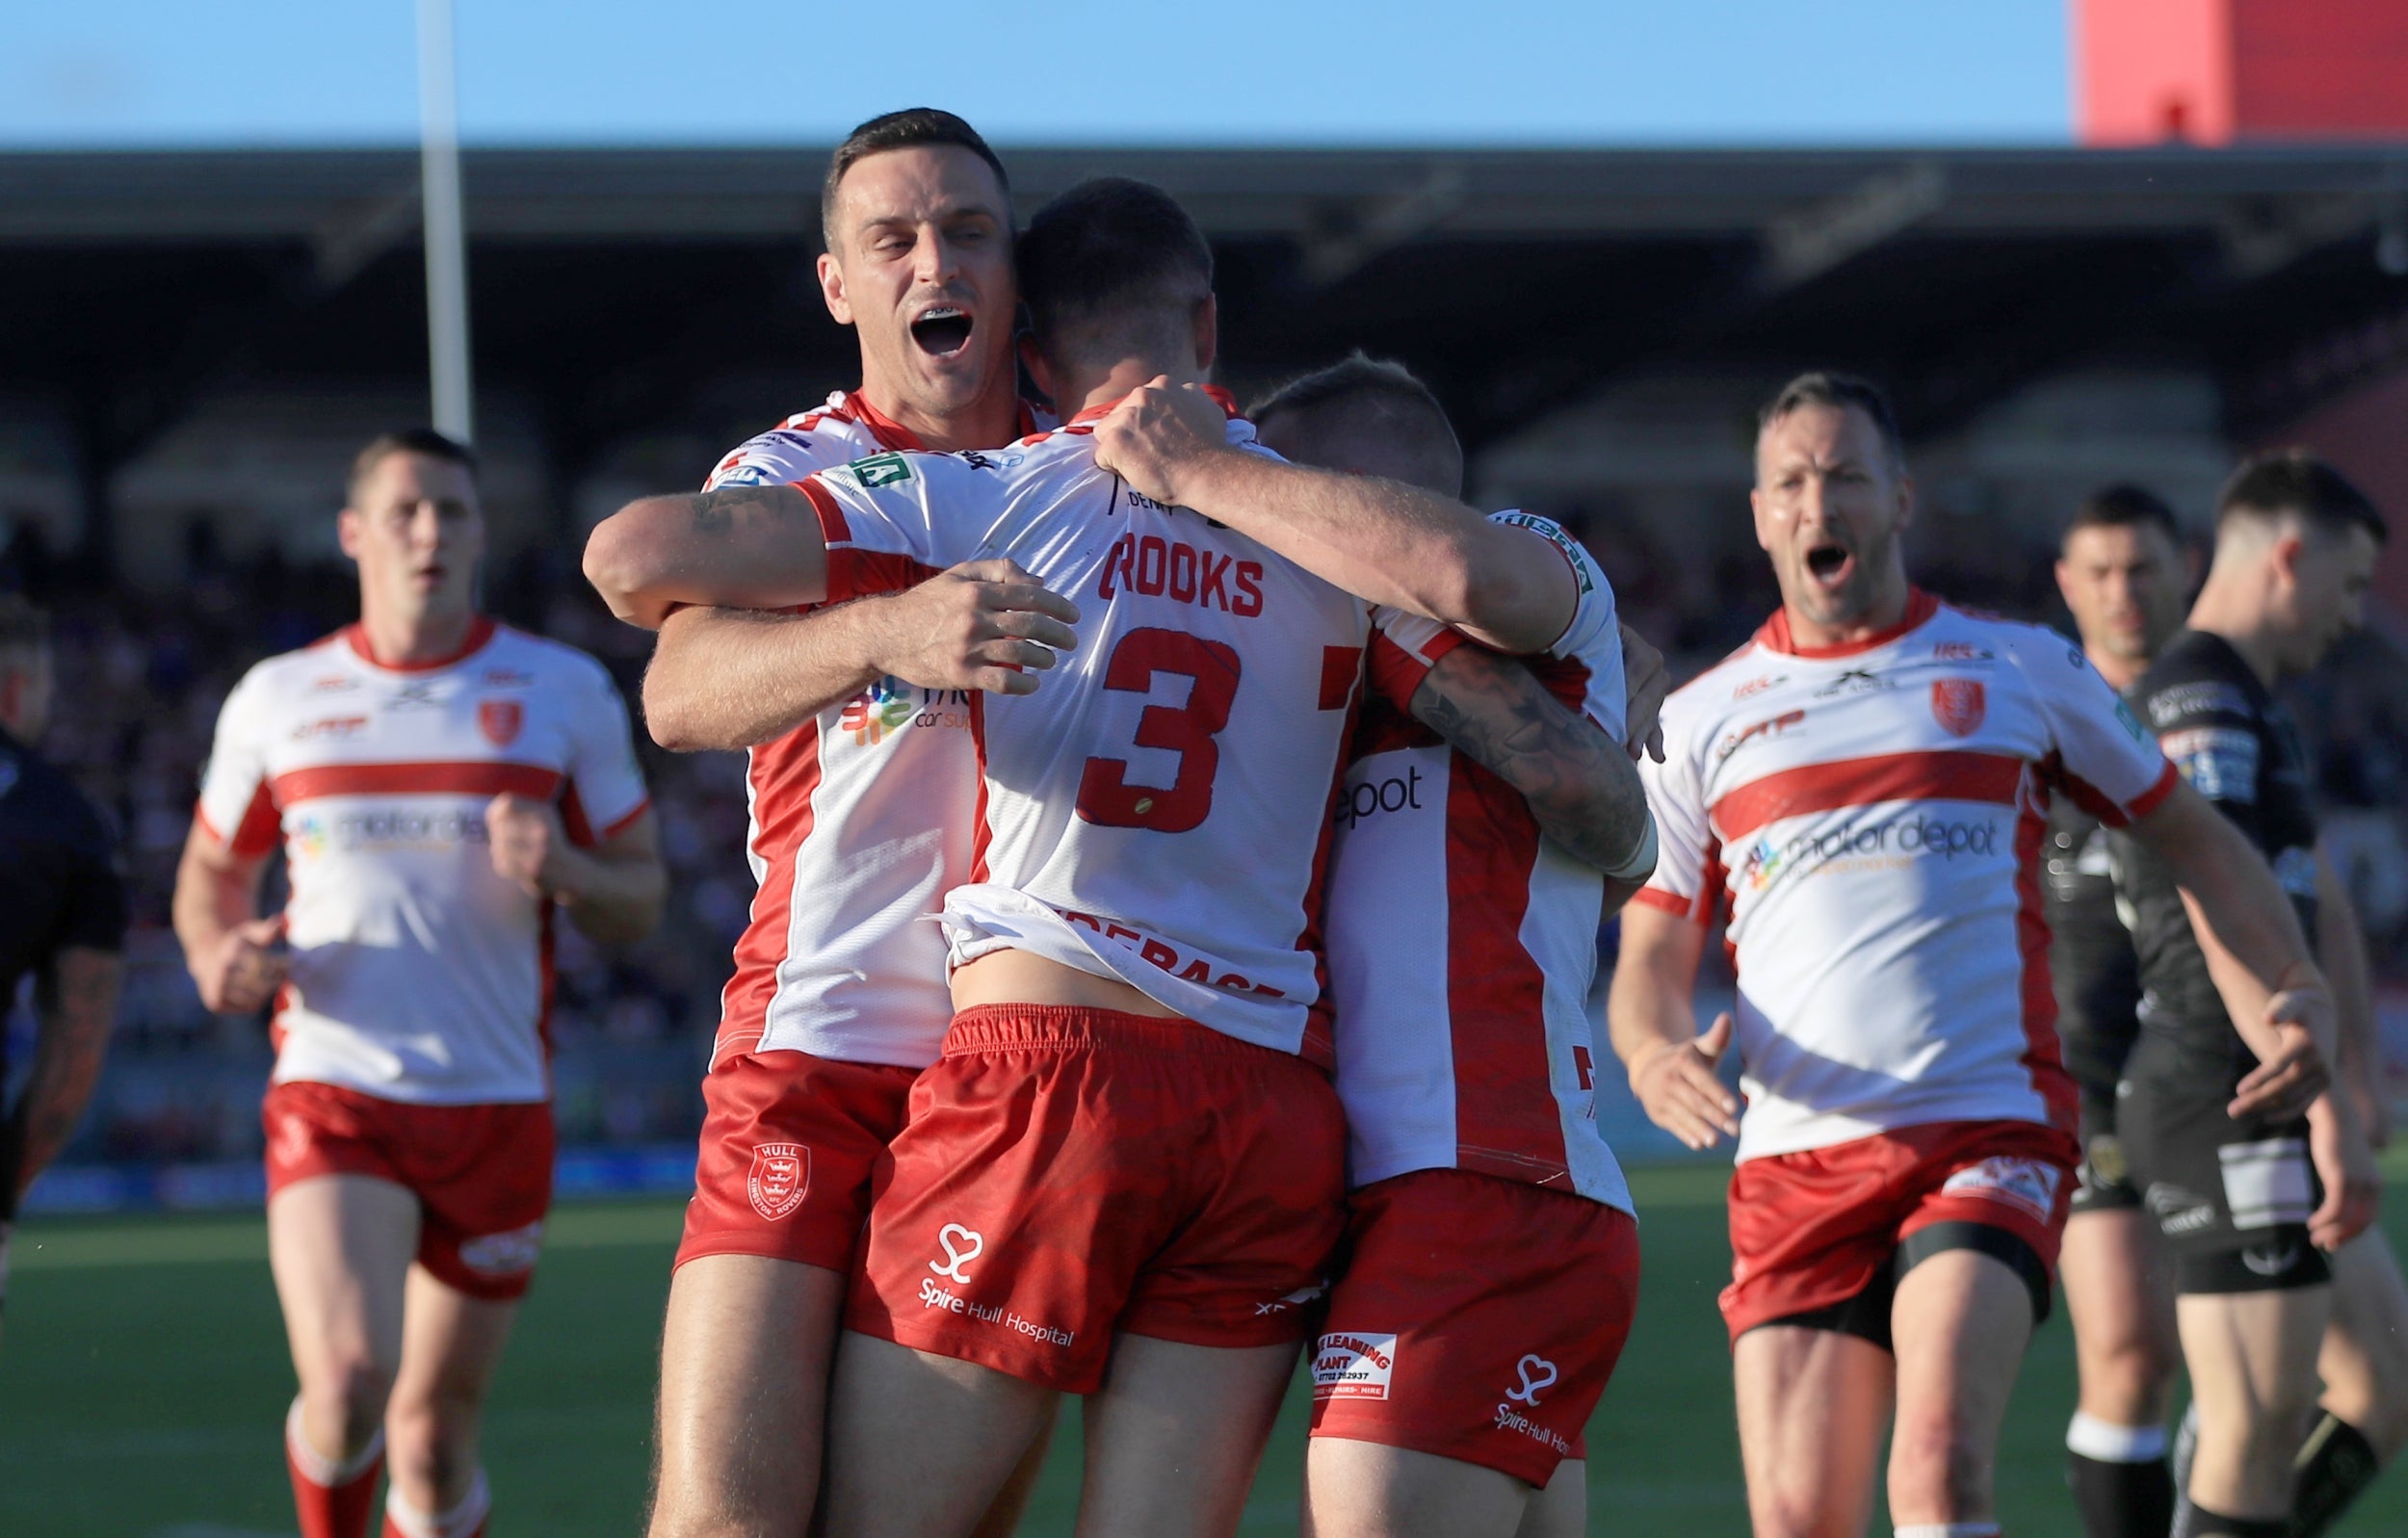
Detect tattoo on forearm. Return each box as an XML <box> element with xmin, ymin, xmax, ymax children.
<box><xmin>1413</xmin><ymin>648</ymin><xmax>1649</xmax><ymax>872</ymax></box>
<box><xmin>688</xmin><ymin>482</ymin><xmax>811</xmax><ymax>537</ymax></box>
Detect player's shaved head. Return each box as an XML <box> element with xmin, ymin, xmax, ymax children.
<box><xmin>1252</xmin><ymin>354</ymin><xmax>1464</xmax><ymax>499</ymax></box>
<box><xmin>2214</xmin><ymin>450</ymin><xmax>2387</xmax><ymax>551</ymax></box>
<box><xmin>1018</xmin><ymin>178</ymin><xmax>1214</xmax><ymax>374</ymax></box>
<box><xmin>349</xmin><ymin>428</ymin><xmax>478</xmax><ymax>507</ymax></box>
<box><xmin>822</xmin><ymin>108</ymin><xmax>1010</xmax><ymax>251</ymax></box>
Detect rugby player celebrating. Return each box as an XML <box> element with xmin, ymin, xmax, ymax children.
<box><xmin>584</xmin><ymin>108</ymin><xmax>1070</xmax><ymax>1538</ymax></box>
<box><xmin>2046</xmin><ymin>485</ymin><xmax>2195</xmax><ymax>1537</ymax></box>
<box><xmin>599</xmin><ymin>177</ymin><xmax>1599</xmax><ymax>1538</ymax></box>
<box><xmin>1253</xmin><ymin>357</ymin><xmax>1655</xmax><ymax>1538</ymax></box>
<box><xmin>1610</xmin><ymin>374</ymin><xmax>2342</xmax><ymax>1538</ymax></box>
<box><xmin>2109</xmin><ymin>452</ymin><xmax>2398</xmax><ymax>1538</ymax></box>
<box><xmin>176</xmin><ymin>430</ymin><xmax>664</xmax><ymax>1538</ymax></box>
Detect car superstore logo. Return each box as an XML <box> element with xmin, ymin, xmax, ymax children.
<box><xmin>292</xmin><ymin>806</ymin><xmax>489</xmax><ymax>858</ymax></box>
<box><xmin>746</xmin><ymin>1142</ymin><xmax>809</xmax><ymax>1220</ymax></box>
<box><xmin>459</xmin><ymin>1219</ymin><xmax>545</xmax><ymax>1277</ymax></box>
<box><xmin>1312</xmin><ymin>1332</ymin><xmax>1399</xmax><ymax>1402</ymax></box>
<box><xmin>841</xmin><ymin>677</ymin><xmax>974</xmax><ymax>745</ymax></box>
<box><xmin>1740</xmin><ymin>812</ymin><xmax>2000</xmax><ymax>892</ymax></box>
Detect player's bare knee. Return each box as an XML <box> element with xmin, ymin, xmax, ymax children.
<box><xmin>383</xmin><ymin>1397</ymin><xmax>477</xmax><ymax>1493</ymax></box>
<box><xmin>1887</xmin><ymin>1413</ymin><xmax>1993</xmax><ymax>1518</ymax></box>
<box><xmin>308</xmin><ymin>1360</ymin><xmax>396</xmax><ymax>1449</ymax></box>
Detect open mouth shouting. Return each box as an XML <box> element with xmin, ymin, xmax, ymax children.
<box><xmin>1802</xmin><ymin>538</ymin><xmax>1856</xmax><ymax>592</ymax></box>
<box><xmin>909</xmin><ymin>302</ymin><xmax>975</xmax><ymax>359</ymax></box>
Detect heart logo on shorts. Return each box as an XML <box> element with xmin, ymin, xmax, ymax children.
<box><xmin>1505</xmin><ymin>1354</ymin><xmax>1558</xmax><ymax>1405</ymax></box>
<box><xmin>929</xmin><ymin>1222</ymin><xmax>983</xmax><ymax>1283</ymax></box>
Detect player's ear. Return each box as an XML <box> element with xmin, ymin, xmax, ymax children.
<box><xmin>2053</xmin><ymin>557</ymin><xmax>2077</xmax><ymax>609</ymax></box>
<box><xmin>1191</xmin><ymin>294</ymin><xmax>1218</xmax><ymax>374</ymax></box>
<box><xmin>817</xmin><ymin>249</ymin><xmax>853</xmax><ymax>326</ymax></box>
<box><xmin>336</xmin><ymin>507</ymin><xmax>364</xmax><ymax>561</ymax></box>
<box><xmin>1893</xmin><ymin>473</ymin><xmax>1917</xmax><ymax>534</ymax></box>
<box><xmin>2269</xmin><ymin>529</ymin><xmax>2306</xmax><ymax>591</ymax></box>
<box><xmin>1749</xmin><ymin>486</ymin><xmax>1776</xmax><ymax>555</ymax></box>
<box><xmin>1019</xmin><ymin>334</ymin><xmax>1059</xmax><ymax>404</ymax></box>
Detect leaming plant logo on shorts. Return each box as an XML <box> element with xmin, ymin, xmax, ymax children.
<box><xmin>458</xmin><ymin>1220</ymin><xmax>544</xmax><ymax>1277</ymax></box>
<box><xmin>1940</xmin><ymin>1156</ymin><xmax>2061</xmax><ymax>1225</ymax></box>
<box><xmin>746</xmin><ymin>1142</ymin><xmax>809</xmax><ymax>1220</ymax></box>
<box><xmin>1311</xmin><ymin>1332</ymin><xmax>1398</xmax><ymax>1402</ymax></box>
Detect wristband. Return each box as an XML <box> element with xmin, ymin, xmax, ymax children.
<box><xmin>1605</xmin><ymin>813</ymin><xmax>1659</xmax><ymax>883</ymax></box>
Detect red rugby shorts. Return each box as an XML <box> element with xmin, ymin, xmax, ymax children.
<box><xmin>676</xmin><ymin>1048</ymin><xmax>920</xmax><ymax>1273</ymax></box>
<box><xmin>263</xmin><ymin>1080</ymin><xmax>554</xmax><ymax>1301</ymax></box>
<box><xmin>847</xmin><ymin>1005</ymin><xmax>1347</xmax><ymax>1394</ymax></box>
<box><xmin>1720</xmin><ymin>1117</ymin><xmax>2078</xmax><ymax>1342</ymax></box>
<box><xmin>1308</xmin><ymin>1167</ymin><xmax>1640</xmax><ymax>1487</ymax></box>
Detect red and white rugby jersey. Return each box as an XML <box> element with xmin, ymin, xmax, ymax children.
<box><xmin>1324</xmin><ymin>514</ymin><xmax>1636</xmax><ymax>1212</ymax></box>
<box><xmin>196</xmin><ymin>620</ymin><xmax>650</xmax><ymax>1105</ymax></box>
<box><xmin>702</xmin><ymin>395</ymin><xmax>968</xmax><ymax>1069</ymax></box>
<box><xmin>1635</xmin><ymin>590</ymin><xmax>2177</xmax><ymax>1161</ymax></box>
<box><xmin>798</xmin><ymin>395</ymin><xmax>1423</xmax><ymax>1061</ymax></box>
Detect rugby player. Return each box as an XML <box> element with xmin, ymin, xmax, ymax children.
<box><xmin>581</xmin><ymin>108</ymin><xmax>1071</xmax><ymax>1538</ymax></box>
<box><xmin>0</xmin><ymin>594</ymin><xmax>127</xmax><ymax>1342</ymax></box>
<box><xmin>175</xmin><ymin>430</ymin><xmax>664</xmax><ymax>1538</ymax></box>
<box><xmin>1252</xmin><ymin>358</ymin><xmax>1654</xmax><ymax>1538</ymax></box>
<box><xmin>2109</xmin><ymin>451</ymin><xmax>2395</xmax><ymax>1538</ymax></box>
<box><xmin>600</xmin><ymin>176</ymin><xmax>1598</xmax><ymax>1538</ymax></box>
<box><xmin>1609</xmin><ymin>372</ymin><xmax>2343</xmax><ymax>1538</ymax></box>
<box><xmin>2046</xmin><ymin>485</ymin><xmax>2195</xmax><ymax>1537</ymax></box>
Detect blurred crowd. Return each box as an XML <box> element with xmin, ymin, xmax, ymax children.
<box><xmin>5</xmin><ymin>493</ymin><xmax>2406</xmax><ymax>1169</ymax></box>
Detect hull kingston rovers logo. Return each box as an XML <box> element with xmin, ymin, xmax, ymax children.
<box><xmin>1930</xmin><ymin>678</ymin><xmax>1985</xmax><ymax>737</ymax></box>
<box><xmin>746</xmin><ymin>1142</ymin><xmax>809</xmax><ymax>1220</ymax></box>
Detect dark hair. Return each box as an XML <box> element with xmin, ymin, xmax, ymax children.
<box><xmin>1758</xmin><ymin>371</ymin><xmax>1906</xmax><ymax>470</ymax></box>
<box><xmin>2217</xmin><ymin>450</ymin><xmax>2387</xmax><ymax>546</ymax></box>
<box><xmin>821</xmin><ymin>108</ymin><xmax>1009</xmax><ymax>252</ymax></box>
<box><xmin>1017</xmin><ymin>177</ymin><xmax>1213</xmax><ymax>351</ymax></box>
<box><xmin>0</xmin><ymin>591</ymin><xmax>47</xmax><ymax>655</ymax></box>
<box><xmin>1251</xmin><ymin>352</ymin><xmax>1450</xmax><ymax>433</ymax></box>
<box><xmin>349</xmin><ymin>429</ymin><xmax>477</xmax><ymax>504</ymax></box>
<box><xmin>2065</xmin><ymin>482</ymin><xmax>2182</xmax><ymax>549</ymax></box>
<box><xmin>1250</xmin><ymin>352</ymin><xmax>1462</xmax><ymax>483</ymax></box>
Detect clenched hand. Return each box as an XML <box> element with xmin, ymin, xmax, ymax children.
<box><xmin>1091</xmin><ymin>377</ymin><xmax>1231</xmax><ymax>508</ymax></box>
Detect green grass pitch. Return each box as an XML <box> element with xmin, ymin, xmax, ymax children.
<box><xmin>4</xmin><ymin>1160</ymin><xmax>2404</xmax><ymax>1535</ymax></box>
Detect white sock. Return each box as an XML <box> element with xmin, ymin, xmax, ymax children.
<box><xmin>2068</xmin><ymin>1409</ymin><xmax>2170</xmax><ymax>1462</ymax></box>
<box><xmin>1896</xmin><ymin>1526</ymin><xmax>2002</xmax><ymax>1538</ymax></box>
<box><xmin>284</xmin><ymin>1395</ymin><xmax>383</xmax><ymax>1487</ymax></box>
<box><xmin>383</xmin><ymin>1469</ymin><xmax>489</xmax><ymax>1538</ymax></box>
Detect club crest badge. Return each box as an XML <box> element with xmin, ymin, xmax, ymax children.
<box><xmin>746</xmin><ymin>1142</ymin><xmax>809</xmax><ymax>1220</ymax></box>
<box><xmin>478</xmin><ymin>699</ymin><xmax>524</xmax><ymax>747</ymax></box>
<box><xmin>1930</xmin><ymin>678</ymin><xmax>1985</xmax><ymax>738</ymax></box>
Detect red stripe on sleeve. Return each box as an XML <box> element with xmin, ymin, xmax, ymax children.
<box><xmin>268</xmin><ymin>762</ymin><xmax>565</xmax><ymax>806</ymax></box>
<box><xmin>1631</xmin><ymin>887</ymin><xmax>1694</xmax><ymax>916</ymax></box>
<box><xmin>1711</xmin><ymin>750</ymin><xmax>2026</xmax><ymax>845</ymax></box>
<box><xmin>798</xmin><ymin>475</ymin><xmax>850</xmax><ymax>543</ymax></box>
<box><xmin>200</xmin><ymin>782</ymin><xmax>282</xmax><ymax>858</ymax></box>
<box><xmin>1318</xmin><ymin>645</ymin><xmax>1365</xmax><ymax>711</ymax></box>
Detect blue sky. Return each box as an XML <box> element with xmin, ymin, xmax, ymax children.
<box><xmin>1</xmin><ymin>2</ymin><xmax>2069</xmax><ymax>147</ymax></box>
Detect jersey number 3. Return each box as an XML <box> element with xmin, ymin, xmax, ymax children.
<box><xmin>1075</xmin><ymin>628</ymin><xmax>1242</xmax><ymax>833</ymax></box>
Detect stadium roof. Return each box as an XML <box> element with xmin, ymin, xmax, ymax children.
<box><xmin>5</xmin><ymin>143</ymin><xmax>2406</xmax><ymax>480</ymax></box>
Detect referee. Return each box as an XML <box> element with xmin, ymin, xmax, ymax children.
<box><xmin>0</xmin><ymin>593</ymin><xmax>127</xmax><ymax>1332</ymax></box>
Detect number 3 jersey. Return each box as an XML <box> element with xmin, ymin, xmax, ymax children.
<box><xmin>796</xmin><ymin>398</ymin><xmax>1429</xmax><ymax>1061</ymax></box>
<box><xmin>1636</xmin><ymin>591</ymin><xmax>2179</xmax><ymax>1161</ymax></box>
<box><xmin>1322</xmin><ymin>522</ymin><xmax>1634</xmax><ymax>1210</ymax></box>
<box><xmin>196</xmin><ymin>620</ymin><xmax>650</xmax><ymax>1104</ymax></box>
